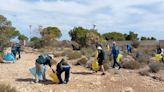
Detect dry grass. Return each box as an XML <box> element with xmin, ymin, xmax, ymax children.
<box><xmin>149</xmin><ymin>62</ymin><xmax>162</xmax><ymax>73</ymax></box>
<box><xmin>76</xmin><ymin>57</ymin><xmax>88</xmax><ymax>66</ymax></box>
<box><xmin>67</xmin><ymin>51</ymin><xmax>82</xmax><ymax>60</ymax></box>
<box><xmin>0</xmin><ymin>84</ymin><xmax>17</xmax><ymax>92</ymax></box>
<box><xmin>122</xmin><ymin>61</ymin><xmax>141</xmax><ymax>69</ymax></box>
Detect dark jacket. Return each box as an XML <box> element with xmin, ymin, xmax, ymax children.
<box><xmin>36</xmin><ymin>54</ymin><xmax>52</xmax><ymax>67</ymax></box>
<box><xmin>97</xmin><ymin>50</ymin><xmax>105</xmax><ymax>61</ymax></box>
<box><xmin>56</xmin><ymin>59</ymin><xmax>69</xmax><ymax>73</ymax></box>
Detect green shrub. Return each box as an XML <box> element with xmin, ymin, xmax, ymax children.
<box><xmin>149</xmin><ymin>62</ymin><xmax>161</xmax><ymax>73</ymax></box>
<box><xmin>0</xmin><ymin>84</ymin><xmax>17</xmax><ymax>92</ymax></box>
<box><xmin>67</xmin><ymin>51</ymin><xmax>82</xmax><ymax>60</ymax></box>
<box><xmin>122</xmin><ymin>61</ymin><xmax>141</xmax><ymax>69</ymax></box>
<box><xmin>76</xmin><ymin>57</ymin><xmax>88</xmax><ymax>66</ymax></box>
<box><xmin>80</xmin><ymin>47</ymin><xmax>95</xmax><ymax>57</ymax></box>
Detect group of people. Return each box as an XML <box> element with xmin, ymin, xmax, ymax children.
<box><xmin>33</xmin><ymin>41</ymin><xmax>164</xmax><ymax>84</ymax></box>
<box><xmin>96</xmin><ymin>41</ymin><xmax>122</xmax><ymax>75</ymax></box>
<box><xmin>34</xmin><ymin>41</ymin><xmax>124</xmax><ymax>84</ymax></box>
<box><xmin>11</xmin><ymin>43</ymin><xmax>21</xmax><ymax>60</ymax></box>
<box><xmin>35</xmin><ymin>54</ymin><xmax>70</xmax><ymax>84</ymax></box>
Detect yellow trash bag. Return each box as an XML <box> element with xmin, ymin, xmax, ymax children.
<box><xmin>92</xmin><ymin>59</ymin><xmax>100</xmax><ymax>71</ymax></box>
<box><xmin>49</xmin><ymin>71</ymin><xmax>60</xmax><ymax>83</ymax></box>
<box><xmin>117</xmin><ymin>54</ymin><xmax>123</xmax><ymax>62</ymax></box>
<box><xmin>155</xmin><ymin>54</ymin><xmax>162</xmax><ymax>61</ymax></box>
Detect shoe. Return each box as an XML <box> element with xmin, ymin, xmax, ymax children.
<box><xmin>118</xmin><ymin>67</ymin><xmax>121</xmax><ymax>70</ymax></box>
<box><xmin>101</xmin><ymin>73</ymin><xmax>106</xmax><ymax>75</ymax></box>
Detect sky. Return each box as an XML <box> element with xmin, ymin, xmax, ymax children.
<box><xmin>0</xmin><ymin>0</ymin><xmax>164</xmax><ymax>40</ymax></box>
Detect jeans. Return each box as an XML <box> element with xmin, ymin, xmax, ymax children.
<box><xmin>35</xmin><ymin>62</ymin><xmax>46</xmax><ymax>82</ymax></box>
<box><xmin>113</xmin><ymin>56</ymin><xmax>121</xmax><ymax>68</ymax></box>
<box><xmin>57</xmin><ymin>66</ymin><xmax>70</xmax><ymax>83</ymax></box>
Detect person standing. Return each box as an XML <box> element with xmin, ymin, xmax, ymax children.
<box><xmin>156</xmin><ymin>45</ymin><xmax>162</xmax><ymax>54</ymax></box>
<box><xmin>97</xmin><ymin>46</ymin><xmax>106</xmax><ymax>75</ymax></box>
<box><xmin>11</xmin><ymin>43</ymin><xmax>17</xmax><ymax>58</ymax></box>
<box><xmin>16</xmin><ymin>43</ymin><xmax>21</xmax><ymax>59</ymax></box>
<box><xmin>110</xmin><ymin>42</ymin><xmax>121</xmax><ymax>69</ymax></box>
<box><xmin>127</xmin><ymin>44</ymin><xmax>132</xmax><ymax>54</ymax></box>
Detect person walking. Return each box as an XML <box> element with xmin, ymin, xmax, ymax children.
<box><xmin>11</xmin><ymin>43</ymin><xmax>17</xmax><ymax>58</ymax></box>
<box><xmin>97</xmin><ymin>46</ymin><xmax>106</xmax><ymax>75</ymax></box>
<box><xmin>110</xmin><ymin>42</ymin><xmax>121</xmax><ymax>69</ymax></box>
<box><xmin>16</xmin><ymin>43</ymin><xmax>21</xmax><ymax>59</ymax></box>
<box><xmin>127</xmin><ymin>43</ymin><xmax>132</xmax><ymax>54</ymax></box>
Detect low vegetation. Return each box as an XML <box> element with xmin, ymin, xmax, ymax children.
<box><xmin>67</xmin><ymin>51</ymin><xmax>82</xmax><ymax>60</ymax></box>
<box><xmin>122</xmin><ymin>61</ymin><xmax>141</xmax><ymax>69</ymax></box>
<box><xmin>0</xmin><ymin>84</ymin><xmax>17</xmax><ymax>92</ymax></box>
<box><xmin>76</xmin><ymin>57</ymin><xmax>88</xmax><ymax>66</ymax></box>
<box><xmin>149</xmin><ymin>62</ymin><xmax>162</xmax><ymax>73</ymax></box>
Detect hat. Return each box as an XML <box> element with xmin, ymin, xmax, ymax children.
<box><xmin>113</xmin><ymin>41</ymin><xmax>116</xmax><ymax>45</ymax></box>
<box><xmin>97</xmin><ymin>46</ymin><xmax>102</xmax><ymax>50</ymax></box>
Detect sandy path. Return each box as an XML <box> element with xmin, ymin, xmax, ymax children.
<box><xmin>0</xmin><ymin>51</ymin><xmax>164</xmax><ymax>92</ymax></box>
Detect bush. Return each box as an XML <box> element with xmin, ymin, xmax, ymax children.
<box><xmin>132</xmin><ymin>40</ymin><xmax>140</xmax><ymax>48</ymax></box>
<box><xmin>139</xmin><ymin>70</ymin><xmax>149</xmax><ymax>76</ymax></box>
<box><xmin>53</xmin><ymin>52</ymin><xmax>65</xmax><ymax>57</ymax></box>
<box><xmin>149</xmin><ymin>62</ymin><xmax>161</xmax><ymax>73</ymax></box>
<box><xmin>67</xmin><ymin>51</ymin><xmax>82</xmax><ymax>60</ymax></box>
<box><xmin>137</xmin><ymin>56</ymin><xmax>149</xmax><ymax>64</ymax></box>
<box><xmin>122</xmin><ymin>61</ymin><xmax>141</xmax><ymax>69</ymax></box>
<box><xmin>80</xmin><ymin>47</ymin><xmax>95</xmax><ymax>57</ymax></box>
<box><xmin>0</xmin><ymin>84</ymin><xmax>17</xmax><ymax>92</ymax></box>
<box><xmin>103</xmin><ymin>62</ymin><xmax>110</xmax><ymax>70</ymax></box>
<box><xmin>76</xmin><ymin>57</ymin><xmax>88</xmax><ymax>66</ymax></box>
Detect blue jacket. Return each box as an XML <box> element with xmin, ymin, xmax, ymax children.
<box><xmin>111</xmin><ymin>46</ymin><xmax>120</xmax><ymax>57</ymax></box>
<box><xmin>127</xmin><ymin>44</ymin><xmax>132</xmax><ymax>50</ymax></box>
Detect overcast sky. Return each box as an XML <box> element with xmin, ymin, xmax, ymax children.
<box><xmin>0</xmin><ymin>0</ymin><xmax>164</xmax><ymax>40</ymax></box>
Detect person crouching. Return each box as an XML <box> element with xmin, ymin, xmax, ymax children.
<box><xmin>56</xmin><ymin>58</ymin><xmax>70</xmax><ymax>84</ymax></box>
<box><xmin>35</xmin><ymin>54</ymin><xmax>55</xmax><ymax>83</ymax></box>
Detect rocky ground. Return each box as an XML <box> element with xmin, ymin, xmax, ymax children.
<box><xmin>0</xmin><ymin>50</ymin><xmax>164</xmax><ymax>92</ymax></box>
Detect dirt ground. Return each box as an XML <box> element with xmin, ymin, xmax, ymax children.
<box><xmin>0</xmin><ymin>51</ymin><xmax>164</xmax><ymax>92</ymax></box>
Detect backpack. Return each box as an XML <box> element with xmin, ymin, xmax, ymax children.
<box><xmin>113</xmin><ymin>46</ymin><xmax>119</xmax><ymax>56</ymax></box>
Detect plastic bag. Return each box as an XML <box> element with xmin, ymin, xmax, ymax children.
<box><xmin>117</xmin><ymin>54</ymin><xmax>123</xmax><ymax>62</ymax></box>
<box><xmin>92</xmin><ymin>59</ymin><xmax>99</xmax><ymax>71</ymax></box>
<box><xmin>29</xmin><ymin>66</ymin><xmax>46</xmax><ymax>80</ymax></box>
<box><xmin>155</xmin><ymin>54</ymin><xmax>162</xmax><ymax>61</ymax></box>
<box><xmin>49</xmin><ymin>71</ymin><xmax>59</xmax><ymax>83</ymax></box>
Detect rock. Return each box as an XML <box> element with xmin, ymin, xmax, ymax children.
<box><xmin>110</xmin><ymin>77</ymin><xmax>118</xmax><ymax>82</ymax></box>
<box><xmin>122</xmin><ymin>87</ymin><xmax>134</xmax><ymax>92</ymax></box>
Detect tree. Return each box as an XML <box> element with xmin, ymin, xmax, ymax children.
<box><xmin>30</xmin><ymin>37</ymin><xmax>44</xmax><ymax>48</ymax></box>
<box><xmin>85</xmin><ymin>30</ymin><xmax>102</xmax><ymax>46</ymax></box>
<box><xmin>40</xmin><ymin>26</ymin><xmax>62</xmax><ymax>41</ymax></box>
<box><xmin>69</xmin><ymin>27</ymin><xmax>88</xmax><ymax>47</ymax></box>
<box><xmin>141</xmin><ymin>36</ymin><xmax>147</xmax><ymax>40</ymax></box>
<box><xmin>18</xmin><ymin>34</ymin><xmax>28</xmax><ymax>41</ymax></box>
<box><xmin>102</xmin><ymin>32</ymin><xmax>125</xmax><ymax>41</ymax></box>
<box><xmin>0</xmin><ymin>15</ymin><xmax>20</xmax><ymax>48</ymax></box>
<box><xmin>125</xmin><ymin>31</ymin><xmax>138</xmax><ymax>40</ymax></box>
<box><xmin>150</xmin><ymin>37</ymin><xmax>156</xmax><ymax>40</ymax></box>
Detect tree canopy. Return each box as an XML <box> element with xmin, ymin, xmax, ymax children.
<box><xmin>40</xmin><ymin>26</ymin><xmax>62</xmax><ymax>41</ymax></box>
<box><xmin>102</xmin><ymin>32</ymin><xmax>125</xmax><ymax>41</ymax></box>
<box><xmin>0</xmin><ymin>15</ymin><xmax>20</xmax><ymax>48</ymax></box>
